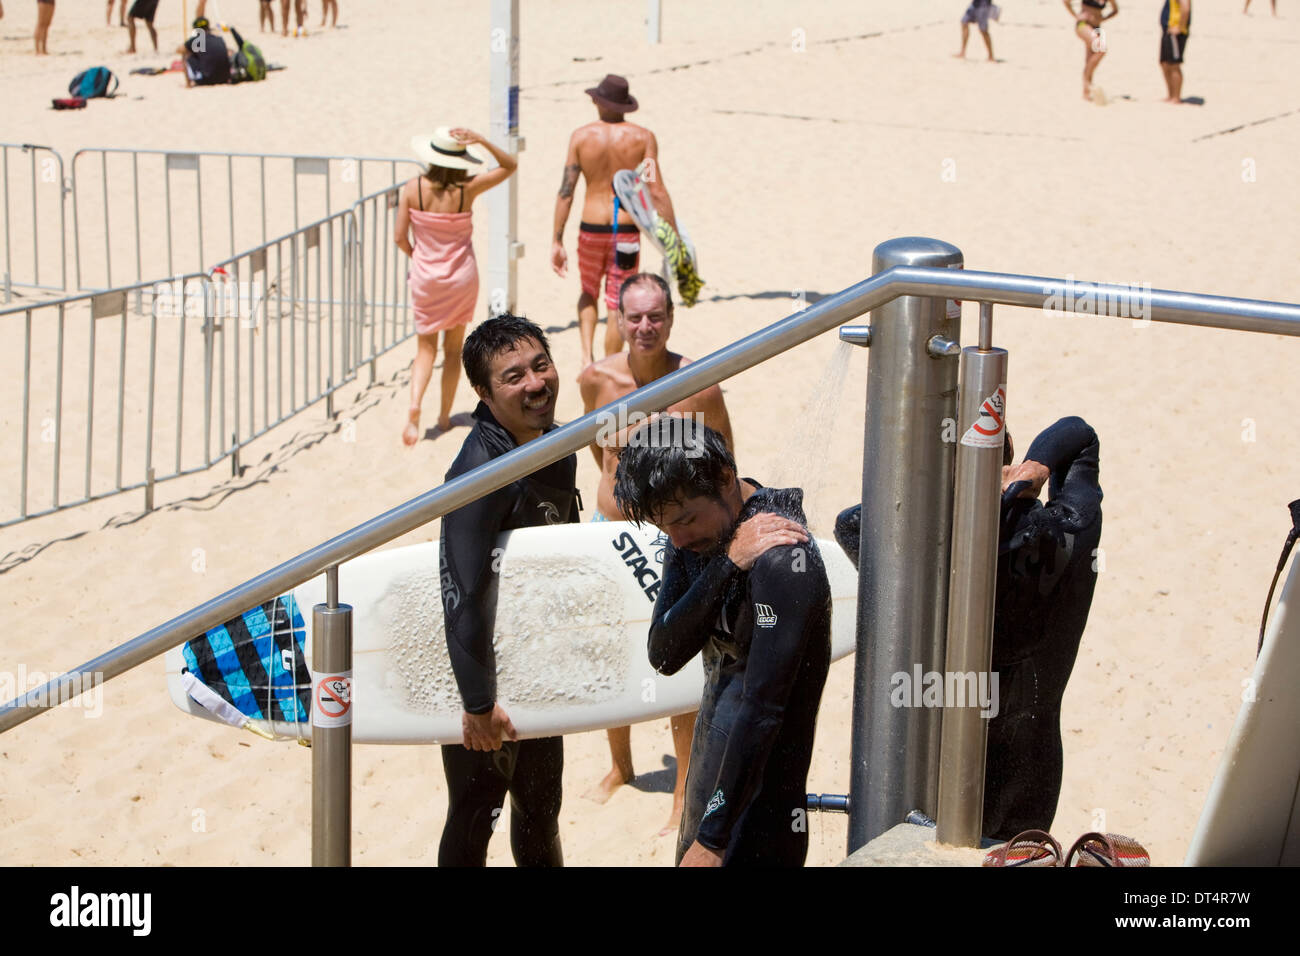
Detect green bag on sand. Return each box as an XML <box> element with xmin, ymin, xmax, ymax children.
<box><xmin>229</xmin><ymin>27</ymin><xmax>267</xmax><ymax>83</ymax></box>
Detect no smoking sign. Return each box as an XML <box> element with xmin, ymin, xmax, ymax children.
<box><xmin>313</xmin><ymin>671</ymin><xmax>352</xmax><ymax>728</ymax></box>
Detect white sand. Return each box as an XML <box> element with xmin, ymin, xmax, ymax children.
<box><xmin>1</xmin><ymin>0</ymin><xmax>1298</xmax><ymax>866</ymax></box>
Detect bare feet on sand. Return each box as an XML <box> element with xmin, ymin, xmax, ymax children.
<box><xmin>659</xmin><ymin>798</ymin><xmax>684</xmax><ymax>837</ymax></box>
<box><xmin>402</xmin><ymin>408</ymin><xmax>420</xmax><ymax>447</ymax></box>
<box><xmin>583</xmin><ymin>765</ymin><xmax>631</xmax><ymax>804</ymax></box>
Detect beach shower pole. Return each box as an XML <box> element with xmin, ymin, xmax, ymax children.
<box><xmin>936</xmin><ymin>303</ymin><xmax>1006</xmax><ymax>847</ymax></box>
<box><xmin>487</xmin><ymin>0</ymin><xmax>522</xmax><ymax>317</ymax></box>
<box><xmin>847</xmin><ymin>237</ymin><xmax>963</xmax><ymax>854</ymax></box>
<box><xmin>312</xmin><ymin>566</ymin><xmax>352</xmax><ymax>866</ymax></box>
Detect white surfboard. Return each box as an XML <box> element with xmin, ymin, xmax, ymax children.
<box><xmin>613</xmin><ymin>165</ymin><xmax>699</xmax><ymax>273</ymax></box>
<box><xmin>1184</xmin><ymin>551</ymin><xmax>1300</xmax><ymax>865</ymax></box>
<box><xmin>165</xmin><ymin>521</ymin><xmax>859</xmax><ymax>744</ymax></box>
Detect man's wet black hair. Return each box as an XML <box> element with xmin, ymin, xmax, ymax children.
<box><xmin>613</xmin><ymin>416</ymin><xmax>735</xmax><ymax>527</ymax></box>
<box><xmin>617</xmin><ymin>272</ymin><xmax>673</xmax><ymax>318</ymax></box>
<box><xmin>462</xmin><ymin>314</ymin><xmax>552</xmax><ymax>395</ymax></box>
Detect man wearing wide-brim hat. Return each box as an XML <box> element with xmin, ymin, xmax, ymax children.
<box><xmin>552</xmin><ymin>74</ymin><xmax>680</xmax><ymax>369</ymax></box>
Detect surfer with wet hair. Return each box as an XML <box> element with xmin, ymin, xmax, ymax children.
<box><xmin>438</xmin><ymin>314</ymin><xmax>579</xmax><ymax>867</ymax></box>
<box><xmin>614</xmin><ymin>416</ymin><xmax>831</xmax><ymax>867</ymax></box>
<box><xmin>833</xmin><ymin>415</ymin><xmax>1102</xmax><ymax>840</ymax></box>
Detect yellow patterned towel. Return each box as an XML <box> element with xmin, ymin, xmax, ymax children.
<box><xmin>652</xmin><ymin>217</ymin><xmax>704</xmax><ymax>308</ymax></box>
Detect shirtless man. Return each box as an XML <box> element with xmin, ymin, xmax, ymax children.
<box><xmin>577</xmin><ymin>272</ymin><xmax>732</xmax><ymax>835</ymax></box>
<box><xmin>552</xmin><ymin>74</ymin><xmax>679</xmax><ymax>370</ymax></box>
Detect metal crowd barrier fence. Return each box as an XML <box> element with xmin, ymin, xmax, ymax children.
<box><xmin>1</xmin><ymin>143</ymin><xmax>67</xmax><ymax>302</ymax></box>
<box><xmin>202</xmin><ymin>205</ymin><xmax>360</xmax><ymax>460</ymax></box>
<box><xmin>4</xmin><ymin>240</ymin><xmax>1298</xmax><ymax>868</ymax></box>
<box><xmin>349</xmin><ymin>184</ymin><xmax>415</xmax><ymax>378</ymax></box>
<box><xmin>0</xmin><ymin>272</ymin><xmax>212</xmax><ymax>527</ymax></box>
<box><xmin>71</xmin><ymin>149</ymin><xmax>420</xmax><ymax>292</ymax></box>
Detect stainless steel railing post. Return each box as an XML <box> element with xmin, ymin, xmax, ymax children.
<box><xmin>847</xmin><ymin>237</ymin><xmax>963</xmax><ymax>853</ymax></box>
<box><xmin>312</xmin><ymin>565</ymin><xmax>352</xmax><ymax>867</ymax></box>
<box><xmin>936</xmin><ymin>302</ymin><xmax>1006</xmax><ymax>847</ymax></box>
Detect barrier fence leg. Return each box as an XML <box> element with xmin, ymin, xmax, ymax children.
<box><xmin>312</xmin><ymin>565</ymin><xmax>352</xmax><ymax>867</ymax></box>
<box><xmin>487</xmin><ymin>0</ymin><xmax>521</xmax><ymax>317</ymax></box>
<box><xmin>847</xmin><ymin>237</ymin><xmax>963</xmax><ymax>855</ymax></box>
<box><xmin>936</xmin><ymin>301</ymin><xmax>1006</xmax><ymax>848</ymax></box>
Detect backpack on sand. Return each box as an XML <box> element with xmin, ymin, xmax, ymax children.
<box><xmin>68</xmin><ymin>67</ymin><xmax>119</xmax><ymax>99</ymax></box>
<box><xmin>229</xmin><ymin>27</ymin><xmax>267</xmax><ymax>84</ymax></box>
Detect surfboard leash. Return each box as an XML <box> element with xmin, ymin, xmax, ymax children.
<box><xmin>1257</xmin><ymin>498</ymin><xmax>1300</xmax><ymax>657</ymax></box>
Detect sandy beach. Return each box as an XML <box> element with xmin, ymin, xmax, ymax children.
<box><xmin>1</xmin><ymin>0</ymin><xmax>1298</xmax><ymax>867</ymax></box>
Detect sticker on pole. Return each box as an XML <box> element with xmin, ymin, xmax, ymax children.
<box><xmin>313</xmin><ymin>671</ymin><xmax>352</xmax><ymax>728</ymax></box>
<box><xmin>960</xmin><ymin>385</ymin><xmax>1006</xmax><ymax>448</ymax></box>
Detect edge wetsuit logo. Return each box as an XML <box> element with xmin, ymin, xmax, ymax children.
<box><xmin>755</xmin><ymin>603</ymin><xmax>778</xmax><ymax>628</ymax></box>
<box><xmin>703</xmin><ymin>788</ymin><xmax>726</xmax><ymax>819</ymax></box>
<box><xmin>537</xmin><ymin>500</ymin><xmax>562</xmax><ymax>524</ymax></box>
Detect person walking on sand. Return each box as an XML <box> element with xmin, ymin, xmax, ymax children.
<box><xmin>280</xmin><ymin>0</ymin><xmax>305</xmax><ymax>35</ymax></box>
<box><xmin>577</xmin><ymin>273</ymin><xmax>733</xmax><ymax>835</ymax></box>
<box><xmin>1065</xmin><ymin>0</ymin><xmax>1119</xmax><ymax>102</ymax></box>
<box><xmin>955</xmin><ymin>0</ymin><xmax>999</xmax><ymax>61</ymax></box>
<box><xmin>1243</xmin><ymin>1</ymin><xmax>1276</xmax><ymax>14</ymax></box>
<box><xmin>260</xmin><ymin>0</ymin><xmax>274</xmax><ymax>31</ymax></box>
<box><xmin>126</xmin><ymin>0</ymin><xmax>160</xmax><ymax>54</ymax></box>
<box><xmin>552</xmin><ymin>74</ymin><xmax>679</xmax><ymax>370</ymax></box>
<box><xmin>35</xmin><ymin>0</ymin><xmax>55</xmax><ymax>56</ymax></box>
<box><xmin>1160</xmin><ymin>0</ymin><xmax>1191</xmax><ymax>104</ymax></box>
<box><xmin>320</xmin><ymin>0</ymin><xmax>336</xmax><ymax>28</ymax></box>
<box><xmin>395</xmin><ymin>127</ymin><xmax>516</xmax><ymax>446</ymax></box>
<box><xmin>107</xmin><ymin>0</ymin><xmax>126</xmax><ymax>26</ymax></box>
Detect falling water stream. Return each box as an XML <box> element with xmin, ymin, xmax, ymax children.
<box><xmin>769</xmin><ymin>340</ymin><xmax>857</xmax><ymax>536</ymax></box>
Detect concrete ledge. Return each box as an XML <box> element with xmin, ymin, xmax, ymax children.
<box><xmin>839</xmin><ymin>823</ymin><xmax>988</xmax><ymax>867</ymax></box>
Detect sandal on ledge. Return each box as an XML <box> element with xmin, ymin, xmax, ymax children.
<box><xmin>982</xmin><ymin>830</ymin><xmax>1064</xmax><ymax>867</ymax></box>
<box><xmin>1064</xmin><ymin>832</ymin><xmax>1151</xmax><ymax>867</ymax></box>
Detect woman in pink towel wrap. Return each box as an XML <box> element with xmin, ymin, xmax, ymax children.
<box><xmin>395</xmin><ymin>127</ymin><xmax>516</xmax><ymax>446</ymax></box>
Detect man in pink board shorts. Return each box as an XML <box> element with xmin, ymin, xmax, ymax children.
<box><xmin>552</xmin><ymin>74</ymin><xmax>680</xmax><ymax>370</ymax></box>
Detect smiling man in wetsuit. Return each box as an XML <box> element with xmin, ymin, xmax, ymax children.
<box><xmin>614</xmin><ymin>416</ymin><xmax>831</xmax><ymax>867</ymax></box>
<box><xmin>437</xmin><ymin>315</ymin><xmax>580</xmax><ymax>866</ymax></box>
<box><xmin>834</xmin><ymin>415</ymin><xmax>1102</xmax><ymax>840</ymax></box>
<box><xmin>552</xmin><ymin>74</ymin><xmax>679</xmax><ymax>369</ymax></box>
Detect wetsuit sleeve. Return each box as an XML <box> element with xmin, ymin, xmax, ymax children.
<box><xmin>1023</xmin><ymin>416</ymin><xmax>1101</xmax><ymax>524</ymax></box>
<box><xmin>695</xmin><ymin>547</ymin><xmax>828</xmax><ymax>851</ymax></box>
<box><xmin>439</xmin><ymin>483</ymin><xmax>514</xmax><ymax>716</ymax></box>
<box><xmin>646</xmin><ymin>548</ymin><xmax>737</xmax><ymax>675</ymax></box>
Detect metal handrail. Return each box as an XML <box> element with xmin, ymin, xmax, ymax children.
<box><xmin>3</xmin><ymin>263</ymin><xmax>1298</xmax><ymax>732</ymax></box>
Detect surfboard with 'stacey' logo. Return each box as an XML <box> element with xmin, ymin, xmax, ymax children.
<box><xmin>165</xmin><ymin>521</ymin><xmax>858</xmax><ymax>744</ymax></box>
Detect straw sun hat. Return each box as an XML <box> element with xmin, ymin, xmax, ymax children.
<box><xmin>410</xmin><ymin>127</ymin><xmax>489</xmax><ymax>172</ymax></box>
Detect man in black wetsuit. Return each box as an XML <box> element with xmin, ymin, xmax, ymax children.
<box><xmin>614</xmin><ymin>416</ymin><xmax>831</xmax><ymax>867</ymax></box>
<box><xmin>834</xmin><ymin>415</ymin><xmax>1102</xmax><ymax>840</ymax></box>
<box><xmin>437</xmin><ymin>315</ymin><xmax>580</xmax><ymax>866</ymax></box>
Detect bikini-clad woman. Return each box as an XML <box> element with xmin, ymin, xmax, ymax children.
<box><xmin>1066</xmin><ymin>0</ymin><xmax>1119</xmax><ymax>101</ymax></box>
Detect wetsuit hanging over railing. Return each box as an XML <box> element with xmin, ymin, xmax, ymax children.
<box><xmin>835</xmin><ymin>415</ymin><xmax>1103</xmax><ymax>841</ymax></box>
